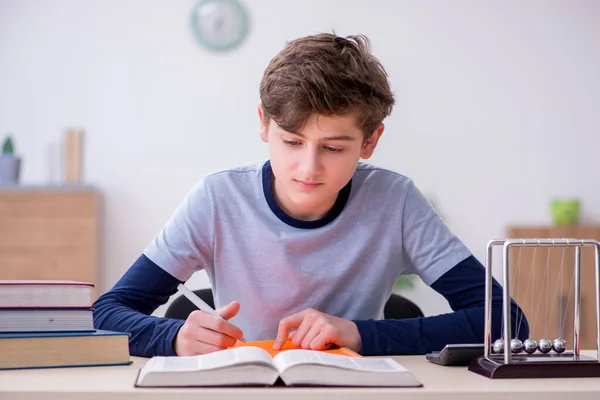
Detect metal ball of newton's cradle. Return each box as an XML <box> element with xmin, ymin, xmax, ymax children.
<box><xmin>553</xmin><ymin>338</ymin><xmax>567</xmax><ymax>354</ymax></box>
<box><xmin>492</xmin><ymin>338</ymin><xmax>504</xmax><ymax>353</ymax></box>
<box><xmin>510</xmin><ymin>338</ymin><xmax>523</xmax><ymax>353</ymax></box>
<box><xmin>523</xmin><ymin>338</ymin><xmax>538</xmax><ymax>354</ymax></box>
<box><xmin>537</xmin><ymin>338</ymin><xmax>553</xmax><ymax>354</ymax></box>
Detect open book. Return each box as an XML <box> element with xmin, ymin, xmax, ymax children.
<box><xmin>135</xmin><ymin>340</ymin><xmax>421</xmax><ymax>387</ymax></box>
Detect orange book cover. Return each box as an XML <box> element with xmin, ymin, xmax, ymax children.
<box><xmin>232</xmin><ymin>339</ymin><xmax>361</xmax><ymax>358</ymax></box>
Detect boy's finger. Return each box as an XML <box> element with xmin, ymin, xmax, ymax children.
<box><xmin>291</xmin><ymin>319</ymin><xmax>312</xmax><ymax>347</ymax></box>
<box><xmin>190</xmin><ymin>310</ymin><xmax>244</xmax><ymax>340</ymax></box>
<box><xmin>193</xmin><ymin>326</ymin><xmax>238</xmax><ymax>349</ymax></box>
<box><xmin>274</xmin><ymin>312</ymin><xmax>305</xmax><ymax>349</ymax></box>
<box><xmin>187</xmin><ymin>338</ymin><xmax>226</xmax><ymax>355</ymax></box>
<box><xmin>300</xmin><ymin>324</ymin><xmax>323</xmax><ymax>349</ymax></box>
<box><xmin>309</xmin><ymin>331</ymin><xmax>332</xmax><ymax>350</ymax></box>
<box><xmin>217</xmin><ymin>301</ymin><xmax>241</xmax><ymax>321</ymax></box>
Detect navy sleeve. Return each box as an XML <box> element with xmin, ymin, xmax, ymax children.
<box><xmin>92</xmin><ymin>254</ymin><xmax>186</xmax><ymax>357</ymax></box>
<box><xmin>354</xmin><ymin>255</ymin><xmax>529</xmax><ymax>355</ymax></box>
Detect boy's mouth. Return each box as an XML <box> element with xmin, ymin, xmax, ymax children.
<box><xmin>294</xmin><ymin>179</ymin><xmax>322</xmax><ymax>189</ymax></box>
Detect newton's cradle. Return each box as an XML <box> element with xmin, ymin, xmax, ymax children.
<box><xmin>468</xmin><ymin>238</ymin><xmax>600</xmax><ymax>379</ymax></box>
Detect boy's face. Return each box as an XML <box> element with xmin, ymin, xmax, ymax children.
<box><xmin>259</xmin><ymin>105</ymin><xmax>384</xmax><ymax>221</ymax></box>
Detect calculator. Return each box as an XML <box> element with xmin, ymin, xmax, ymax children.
<box><xmin>425</xmin><ymin>344</ymin><xmax>485</xmax><ymax>366</ymax></box>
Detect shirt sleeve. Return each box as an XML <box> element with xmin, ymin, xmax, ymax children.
<box><xmin>400</xmin><ymin>180</ymin><xmax>472</xmax><ymax>285</ymax></box>
<box><xmin>143</xmin><ymin>179</ymin><xmax>215</xmax><ymax>281</ymax></box>
<box><xmin>94</xmin><ymin>178</ymin><xmax>217</xmax><ymax>357</ymax></box>
<box><xmin>354</xmin><ymin>255</ymin><xmax>530</xmax><ymax>355</ymax></box>
<box><xmin>93</xmin><ymin>254</ymin><xmax>185</xmax><ymax>357</ymax></box>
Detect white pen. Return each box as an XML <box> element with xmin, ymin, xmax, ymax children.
<box><xmin>176</xmin><ymin>284</ymin><xmax>246</xmax><ymax>343</ymax></box>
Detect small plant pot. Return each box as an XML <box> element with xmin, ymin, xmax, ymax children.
<box><xmin>0</xmin><ymin>155</ymin><xmax>21</xmax><ymax>185</ymax></box>
<box><xmin>550</xmin><ymin>198</ymin><xmax>580</xmax><ymax>226</ymax></box>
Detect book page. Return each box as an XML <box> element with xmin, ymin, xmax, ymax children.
<box><xmin>273</xmin><ymin>349</ymin><xmax>407</xmax><ymax>373</ymax></box>
<box><xmin>143</xmin><ymin>346</ymin><xmax>275</xmax><ymax>373</ymax></box>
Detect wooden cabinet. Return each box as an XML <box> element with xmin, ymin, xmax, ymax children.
<box><xmin>507</xmin><ymin>226</ymin><xmax>600</xmax><ymax>350</ymax></box>
<box><xmin>0</xmin><ymin>187</ymin><xmax>99</xmax><ymax>299</ymax></box>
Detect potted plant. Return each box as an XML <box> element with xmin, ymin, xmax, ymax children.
<box><xmin>0</xmin><ymin>135</ymin><xmax>21</xmax><ymax>185</ymax></box>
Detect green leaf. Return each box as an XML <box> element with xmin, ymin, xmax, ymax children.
<box><xmin>2</xmin><ymin>136</ymin><xmax>14</xmax><ymax>155</ymax></box>
<box><xmin>394</xmin><ymin>275</ymin><xmax>416</xmax><ymax>292</ymax></box>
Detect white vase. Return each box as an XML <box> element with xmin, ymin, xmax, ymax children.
<box><xmin>0</xmin><ymin>155</ymin><xmax>21</xmax><ymax>185</ymax></box>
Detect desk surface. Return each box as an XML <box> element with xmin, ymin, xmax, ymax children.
<box><xmin>2</xmin><ymin>352</ymin><xmax>600</xmax><ymax>400</ymax></box>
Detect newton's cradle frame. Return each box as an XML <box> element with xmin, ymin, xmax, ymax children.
<box><xmin>468</xmin><ymin>238</ymin><xmax>600</xmax><ymax>379</ymax></box>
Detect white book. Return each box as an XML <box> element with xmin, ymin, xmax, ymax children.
<box><xmin>0</xmin><ymin>308</ymin><xmax>94</xmax><ymax>332</ymax></box>
<box><xmin>135</xmin><ymin>347</ymin><xmax>422</xmax><ymax>388</ymax></box>
<box><xmin>0</xmin><ymin>280</ymin><xmax>93</xmax><ymax>308</ymax></box>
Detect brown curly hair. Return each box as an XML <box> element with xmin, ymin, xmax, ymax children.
<box><xmin>260</xmin><ymin>33</ymin><xmax>395</xmax><ymax>140</ymax></box>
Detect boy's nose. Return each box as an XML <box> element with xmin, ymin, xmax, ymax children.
<box><xmin>298</xmin><ymin>149</ymin><xmax>322</xmax><ymax>177</ymax></box>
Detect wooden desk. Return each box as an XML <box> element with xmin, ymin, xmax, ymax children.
<box><xmin>1</xmin><ymin>353</ymin><xmax>600</xmax><ymax>400</ymax></box>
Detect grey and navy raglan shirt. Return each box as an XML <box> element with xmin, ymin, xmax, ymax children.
<box><xmin>93</xmin><ymin>161</ymin><xmax>528</xmax><ymax>357</ymax></box>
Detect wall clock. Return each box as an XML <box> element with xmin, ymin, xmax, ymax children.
<box><xmin>190</xmin><ymin>0</ymin><xmax>249</xmax><ymax>52</ymax></box>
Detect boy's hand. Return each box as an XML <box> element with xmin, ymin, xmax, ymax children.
<box><xmin>273</xmin><ymin>308</ymin><xmax>362</xmax><ymax>353</ymax></box>
<box><xmin>173</xmin><ymin>301</ymin><xmax>244</xmax><ymax>356</ymax></box>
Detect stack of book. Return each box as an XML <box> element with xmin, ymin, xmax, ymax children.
<box><xmin>0</xmin><ymin>280</ymin><xmax>131</xmax><ymax>370</ymax></box>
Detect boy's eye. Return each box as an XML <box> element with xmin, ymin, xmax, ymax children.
<box><xmin>324</xmin><ymin>146</ymin><xmax>343</xmax><ymax>153</ymax></box>
<box><xmin>283</xmin><ymin>140</ymin><xmax>301</xmax><ymax>147</ymax></box>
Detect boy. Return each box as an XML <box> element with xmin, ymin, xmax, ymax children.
<box><xmin>93</xmin><ymin>33</ymin><xmax>528</xmax><ymax>357</ymax></box>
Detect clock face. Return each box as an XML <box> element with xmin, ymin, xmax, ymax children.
<box><xmin>190</xmin><ymin>0</ymin><xmax>249</xmax><ymax>52</ymax></box>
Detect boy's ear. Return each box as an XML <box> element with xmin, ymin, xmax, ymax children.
<box><xmin>258</xmin><ymin>104</ymin><xmax>269</xmax><ymax>143</ymax></box>
<box><xmin>360</xmin><ymin>124</ymin><xmax>385</xmax><ymax>159</ymax></box>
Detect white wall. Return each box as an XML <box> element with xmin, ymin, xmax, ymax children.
<box><xmin>1</xmin><ymin>0</ymin><xmax>599</xmax><ymax>317</ymax></box>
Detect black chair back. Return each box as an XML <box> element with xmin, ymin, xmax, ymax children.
<box><xmin>165</xmin><ymin>288</ymin><xmax>424</xmax><ymax>321</ymax></box>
